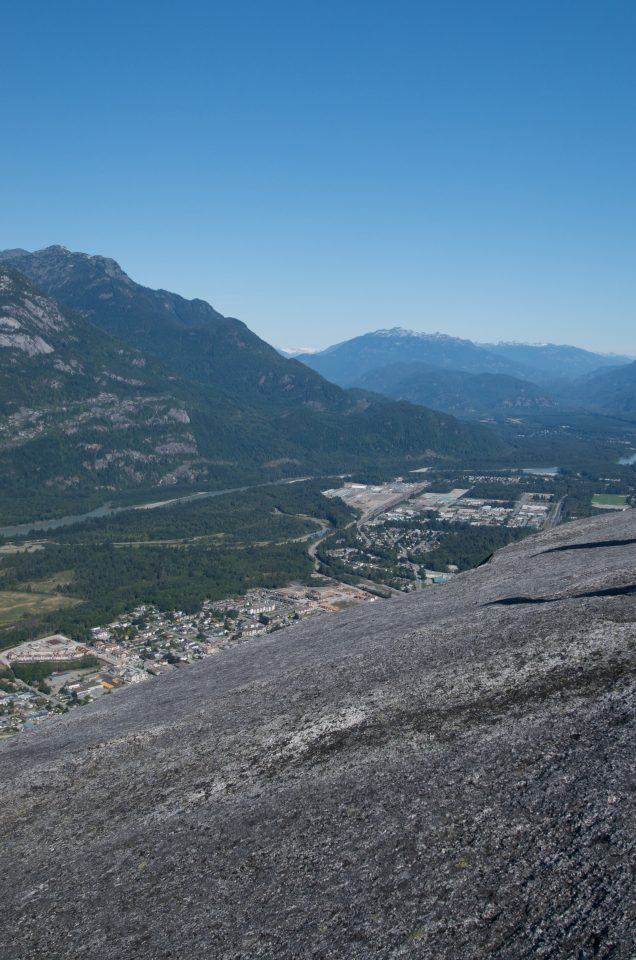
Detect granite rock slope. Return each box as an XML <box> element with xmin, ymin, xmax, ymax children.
<box><xmin>1</xmin><ymin>511</ymin><xmax>635</xmax><ymax>959</ymax></box>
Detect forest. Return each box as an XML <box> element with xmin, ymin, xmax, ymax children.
<box><xmin>0</xmin><ymin>481</ymin><xmax>354</xmax><ymax>650</ymax></box>
<box><xmin>413</xmin><ymin>523</ymin><xmax>528</xmax><ymax>571</ymax></box>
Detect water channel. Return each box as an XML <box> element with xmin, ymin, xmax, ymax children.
<box><xmin>0</xmin><ymin>477</ymin><xmax>315</xmax><ymax>540</ymax></box>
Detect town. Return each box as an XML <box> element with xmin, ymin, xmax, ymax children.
<box><xmin>0</xmin><ymin>581</ymin><xmax>378</xmax><ymax>735</ymax></box>
<box><xmin>318</xmin><ymin>474</ymin><xmax>559</xmax><ymax>591</ymax></box>
<box><xmin>1</xmin><ymin>469</ymin><xmax>632</xmax><ymax>735</ymax></box>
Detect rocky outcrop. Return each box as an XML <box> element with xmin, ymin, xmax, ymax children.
<box><xmin>1</xmin><ymin>511</ymin><xmax>634</xmax><ymax>959</ymax></box>
<box><xmin>0</xmin><ymin>265</ymin><xmax>208</xmax><ymax>516</ymax></box>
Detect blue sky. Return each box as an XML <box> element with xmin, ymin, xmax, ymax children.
<box><xmin>2</xmin><ymin>0</ymin><xmax>635</xmax><ymax>353</ymax></box>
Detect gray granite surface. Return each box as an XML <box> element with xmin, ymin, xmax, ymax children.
<box><xmin>1</xmin><ymin>511</ymin><xmax>635</xmax><ymax>959</ymax></box>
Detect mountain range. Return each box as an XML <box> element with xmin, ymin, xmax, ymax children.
<box><xmin>297</xmin><ymin>328</ymin><xmax>636</xmax><ymax>419</ymax></box>
<box><xmin>0</xmin><ymin>249</ymin><xmax>504</xmax><ymax>521</ymax></box>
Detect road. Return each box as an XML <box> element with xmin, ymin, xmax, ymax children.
<box><xmin>308</xmin><ymin>527</ymin><xmax>337</xmax><ymax>573</ymax></box>
<box><xmin>311</xmin><ymin>482</ymin><xmax>430</xmax><ymax>586</ymax></box>
<box><xmin>14</xmin><ymin>678</ymin><xmax>66</xmax><ymax>709</ymax></box>
<box><xmin>547</xmin><ymin>497</ymin><xmax>566</xmax><ymax>529</ymax></box>
<box><xmin>409</xmin><ymin>560</ymin><xmax>423</xmax><ymax>591</ymax></box>
<box><xmin>511</xmin><ymin>491</ymin><xmax>532</xmax><ymax>519</ymax></box>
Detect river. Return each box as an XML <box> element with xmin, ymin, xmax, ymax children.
<box><xmin>0</xmin><ymin>477</ymin><xmax>316</xmax><ymax>539</ymax></box>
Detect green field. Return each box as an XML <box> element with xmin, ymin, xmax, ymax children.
<box><xmin>592</xmin><ymin>493</ymin><xmax>628</xmax><ymax>506</ymax></box>
<box><xmin>0</xmin><ymin>587</ymin><xmax>80</xmax><ymax>627</ymax></box>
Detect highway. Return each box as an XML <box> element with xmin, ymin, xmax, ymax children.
<box><xmin>548</xmin><ymin>496</ymin><xmax>566</xmax><ymax>529</ymax></box>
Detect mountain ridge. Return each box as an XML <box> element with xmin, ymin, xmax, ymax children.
<box><xmin>298</xmin><ymin>327</ymin><xmax>533</xmax><ymax>384</ymax></box>
<box><xmin>0</xmin><ymin>263</ymin><xmax>216</xmax><ymax>520</ymax></box>
<box><xmin>568</xmin><ymin>360</ymin><xmax>636</xmax><ymax>417</ymax></box>
<box><xmin>298</xmin><ymin>327</ymin><xmax>633</xmax><ymax>390</ymax></box>
<box><xmin>0</xmin><ymin>252</ymin><xmax>506</xmax><ymax>520</ymax></box>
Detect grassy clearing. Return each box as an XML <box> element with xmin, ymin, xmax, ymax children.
<box><xmin>23</xmin><ymin>570</ymin><xmax>75</xmax><ymax>592</ymax></box>
<box><xmin>111</xmin><ymin>533</ymin><xmax>227</xmax><ymax>548</ymax></box>
<box><xmin>0</xmin><ymin>541</ymin><xmax>46</xmax><ymax>555</ymax></box>
<box><xmin>592</xmin><ymin>493</ymin><xmax>628</xmax><ymax>506</ymax></box>
<box><xmin>0</xmin><ymin>568</ymin><xmax>80</xmax><ymax>627</ymax></box>
<box><xmin>0</xmin><ymin>590</ymin><xmax>81</xmax><ymax>627</ymax></box>
<box><xmin>11</xmin><ymin>656</ymin><xmax>100</xmax><ymax>684</ymax></box>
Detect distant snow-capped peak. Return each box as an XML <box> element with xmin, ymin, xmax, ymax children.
<box><xmin>372</xmin><ymin>327</ymin><xmax>459</xmax><ymax>342</ymax></box>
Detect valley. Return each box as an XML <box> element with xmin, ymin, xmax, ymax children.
<box><xmin>0</xmin><ymin>250</ymin><xmax>504</xmax><ymax>527</ymax></box>
<box><xmin>1</xmin><ymin>456</ymin><xmax>633</xmax><ymax>735</ymax></box>
<box><xmin>0</xmin><ymin>247</ymin><xmax>635</xmax><ymax>741</ymax></box>
<box><xmin>5</xmin><ymin>9</ymin><xmax>636</xmax><ymax>957</ymax></box>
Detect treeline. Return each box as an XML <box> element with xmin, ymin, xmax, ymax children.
<box><xmin>415</xmin><ymin>523</ymin><xmax>528</xmax><ymax>571</ymax></box>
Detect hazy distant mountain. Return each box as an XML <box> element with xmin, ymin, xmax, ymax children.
<box><xmin>298</xmin><ymin>328</ymin><xmax>633</xmax><ymax>400</ymax></box>
<box><xmin>353</xmin><ymin>362</ymin><xmax>558</xmax><ymax>418</ymax></box>
<box><xmin>0</xmin><ymin>249</ymin><xmax>506</xmax><ymax>521</ymax></box>
<box><xmin>299</xmin><ymin>328</ymin><xmax>534</xmax><ymax>386</ymax></box>
<box><xmin>567</xmin><ymin>360</ymin><xmax>636</xmax><ymax>417</ymax></box>
<box><xmin>485</xmin><ymin>341</ymin><xmax>633</xmax><ymax>383</ymax></box>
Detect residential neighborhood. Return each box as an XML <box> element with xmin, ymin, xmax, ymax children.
<box><xmin>0</xmin><ymin>582</ymin><xmax>378</xmax><ymax>735</ymax></box>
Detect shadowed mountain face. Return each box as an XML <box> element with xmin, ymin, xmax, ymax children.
<box><xmin>1</xmin><ymin>510</ymin><xmax>634</xmax><ymax>959</ymax></box>
<box><xmin>0</xmin><ymin>245</ymin><xmax>345</xmax><ymax>405</ymax></box>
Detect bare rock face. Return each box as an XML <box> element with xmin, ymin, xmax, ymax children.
<box><xmin>1</xmin><ymin>512</ymin><xmax>635</xmax><ymax>959</ymax></box>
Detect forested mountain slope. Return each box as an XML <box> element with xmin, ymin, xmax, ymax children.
<box><xmin>0</xmin><ymin>255</ymin><xmax>506</xmax><ymax>521</ymax></box>
<box><xmin>568</xmin><ymin>360</ymin><xmax>636</xmax><ymax>417</ymax></box>
<box><xmin>0</xmin><ymin>248</ymin><xmax>424</xmax><ymax>409</ymax></box>
<box><xmin>1</xmin><ymin>245</ymin><xmax>362</xmax><ymax>405</ymax></box>
<box><xmin>353</xmin><ymin>361</ymin><xmax>558</xmax><ymax>417</ymax></box>
<box><xmin>1</xmin><ymin>510</ymin><xmax>634</xmax><ymax>959</ymax></box>
<box><xmin>0</xmin><ymin>265</ymin><xmax>209</xmax><ymax>519</ymax></box>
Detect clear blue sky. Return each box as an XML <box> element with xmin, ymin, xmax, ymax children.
<box><xmin>2</xmin><ymin>0</ymin><xmax>635</xmax><ymax>353</ymax></box>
